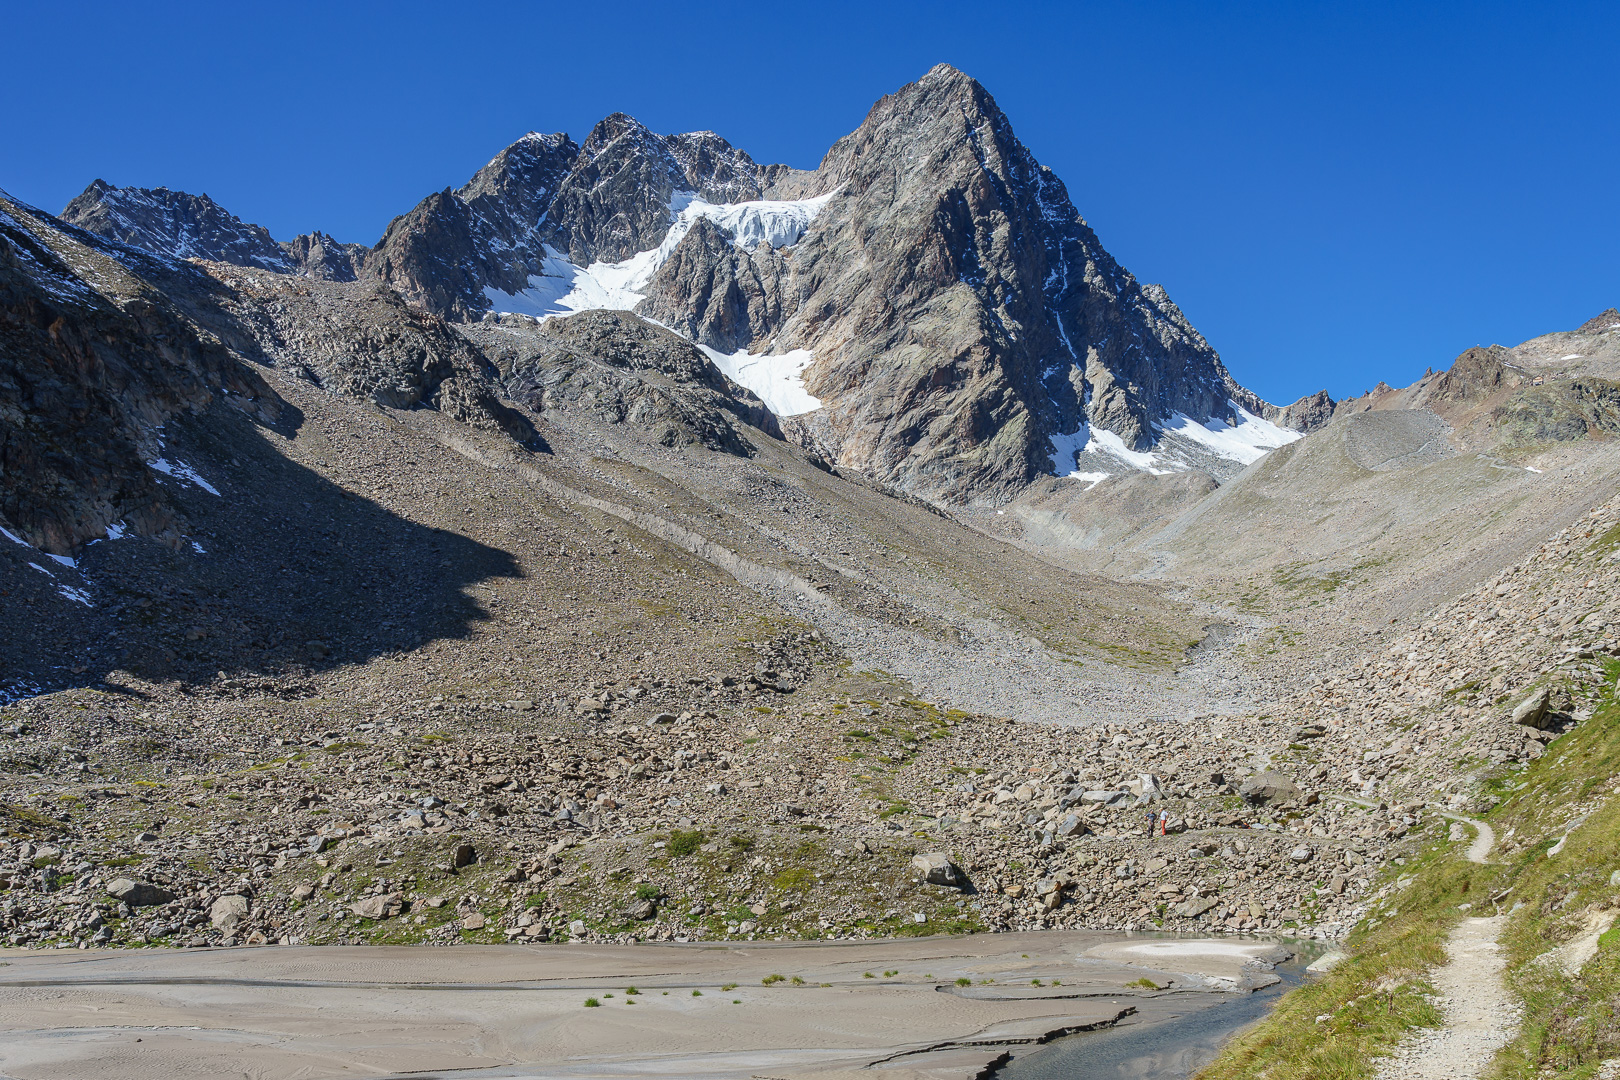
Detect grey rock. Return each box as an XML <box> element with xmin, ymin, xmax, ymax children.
<box><xmin>209</xmin><ymin>894</ymin><xmax>249</xmax><ymax>931</ymax></box>
<box><xmin>1289</xmin><ymin>846</ymin><xmax>1314</xmax><ymax>863</ymax></box>
<box><xmin>62</xmin><ymin>181</ymin><xmax>366</xmax><ymax>281</ymax></box>
<box><xmin>61</xmin><ymin>181</ymin><xmax>294</xmax><ymax>273</ymax></box>
<box><xmin>0</xmin><ymin>193</ymin><xmax>285</xmax><ymax>553</ymax></box>
<box><xmin>1178</xmin><ymin>895</ymin><xmax>1220</xmax><ymax>918</ymax></box>
<box><xmin>1239</xmin><ymin>771</ymin><xmax>1302</xmax><ymax>804</ymax></box>
<box><xmin>1512</xmin><ymin>687</ymin><xmax>1552</xmax><ymax>729</ymax></box>
<box><xmin>106</xmin><ymin>878</ymin><xmax>175</xmax><ymax>907</ymax></box>
<box><xmin>465</xmin><ymin>310</ymin><xmax>778</xmax><ymax>456</ymax></box>
<box><xmin>910</xmin><ymin>852</ymin><xmax>963</xmax><ymax>888</ymax></box>
<box><xmin>350</xmin><ymin>892</ymin><xmax>405</xmax><ymax>920</ymax></box>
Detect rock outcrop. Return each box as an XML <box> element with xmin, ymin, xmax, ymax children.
<box><xmin>0</xmin><ymin>190</ymin><xmax>282</xmax><ymax>554</ymax></box>
<box><xmin>461</xmin><ymin>309</ymin><xmax>776</xmax><ymax>456</ymax></box>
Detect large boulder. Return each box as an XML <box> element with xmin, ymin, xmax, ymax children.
<box><xmin>1054</xmin><ymin>813</ymin><xmax>1086</xmax><ymax>838</ymax></box>
<box><xmin>910</xmin><ymin>852</ymin><xmax>964</xmax><ymax>889</ymax></box>
<box><xmin>1238</xmin><ymin>771</ymin><xmax>1302</xmax><ymax>805</ymax></box>
<box><xmin>210</xmin><ymin>894</ymin><xmax>250</xmax><ymax>933</ymax></box>
<box><xmin>350</xmin><ymin>892</ymin><xmax>404</xmax><ymax>920</ymax></box>
<box><xmin>107</xmin><ymin>878</ymin><xmax>175</xmax><ymax>907</ymax></box>
<box><xmin>1512</xmin><ymin>687</ymin><xmax>1552</xmax><ymax>729</ymax></box>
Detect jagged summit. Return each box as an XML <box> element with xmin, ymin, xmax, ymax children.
<box><xmin>61</xmin><ymin>179</ymin><xmax>366</xmax><ymax>281</ymax></box>
<box><xmin>56</xmin><ymin>67</ymin><xmax>1333</xmax><ymax>502</ymax></box>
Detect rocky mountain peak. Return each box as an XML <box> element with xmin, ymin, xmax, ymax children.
<box><xmin>657</xmin><ymin>65</ymin><xmax>1308</xmax><ymax>498</ymax></box>
<box><xmin>62</xmin><ymin>180</ymin><xmax>291</xmax><ymax>272</ymax></box>
<box><xmin>53</xmin><ymin>67</ymin><xmax>1332</xmax><ymax>502</ymax></box>
<box><xmin>1578</xmin><ymin>307</ymin><xmax>1620</xmax><ymax>334</ymax></box>
<box><xmin>60</xmin><ymin>180</ymin><xmax>366</xmax><ymax>282</ymax></box>
<box><xmin>539</xmin><ymin>116</ymin><xmax>766</xmax><ymax>266</ymax></box>
<box><xmin>457</xmin><ymin>131</ymin><xmax>577</xmax><ymax>227</ymax></box>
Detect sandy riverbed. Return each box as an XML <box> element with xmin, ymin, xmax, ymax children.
<box><xmin>0</xmin><ymin>933</ymin><xmax>1296</xmax><ymax>1080</ymax></box>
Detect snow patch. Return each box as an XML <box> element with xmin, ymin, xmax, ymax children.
<box><xmin>191</xmin><ymin>540</ymin><xmax>207</xmax><ymax>554</ymax></box>
<box><xmin>1049</xmin><ymin>425</ymin><xmax>1096</xmax><ymax>479</ymax></box>
<box><xmin>1159</xmin><ymin>402</ymin><xmax>1302</xmax><ymax>466</ymax></box>
<box><xmin>46</xmin><ymin>553</ymin><xmax>76</xmax><ymax>569</ymax></box>
<box><xmin>149</xmin><ymin>457</ymin><xmax>221</xmax><ymax>496</ymax></box>
<box><xmin>27</xmin><ymin>562</ymin><xmax>54</xmax><ymax>578</ymax></box>
<box><xmin>1070</xmin><ymin>471</ymin><xmax>1109</xmax><ymax>490</ymax></box>
<box><xmin>105</xmin><ymin>522</ymin><xmax>128</xmax><ymax>541</ymax></box>
<box><xmin>1</xmin><ymin>526</ymin><xmax>28</xmax><ymax>547</ymax></box>
<box><xmin>696</xmin><ymin>345</ymin><xmax>821</xmax><ymax>417</ymax></box>
<box><xmin>57</xmin><ymin>585</ymin><xmax>93</xmax><ymax>607</ymax></box>
<box><xmin>1087</xmin><ymin>427</ymin><xmax>1174</xmax><ymax>474</ymax></box>
<box><xmin>681</xmin><ymin>192</ymin><xmax>833</xmax><ymax>251</ymax></box>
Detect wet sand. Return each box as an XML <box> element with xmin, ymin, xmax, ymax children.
<box><xmin>0</xmin><ymin>933</ymin><xmax>1294</xmax><ymax>1079</ymax></box>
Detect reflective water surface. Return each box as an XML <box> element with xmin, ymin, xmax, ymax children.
<box><xmin>995</xmin><ymin>960</ymin><xmax>1306</xmax><ymax>1080</ymax></box>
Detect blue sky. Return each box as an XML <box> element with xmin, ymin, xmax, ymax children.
<box><xmin>3</xmin><ymin>1</ymin><xmax>1615</xmax><ymax>406</ymax></box>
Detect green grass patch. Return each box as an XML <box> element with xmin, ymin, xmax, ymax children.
<box><xmin>1201</xmin><ymin>661</ymin><xmax>1620</xmax><ymax>1080</ymax></box>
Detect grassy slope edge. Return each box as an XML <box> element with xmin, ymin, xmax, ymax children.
<box><xmin>1198</xmin><ymin>665</ymin><xmax>1620</xmax><ymax>1080</ymax></box>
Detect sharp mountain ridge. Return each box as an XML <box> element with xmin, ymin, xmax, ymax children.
<box><xmin>58</xmin><ymin>65</ymin><xmax>1326</xmax><ymax>504</ymax></box>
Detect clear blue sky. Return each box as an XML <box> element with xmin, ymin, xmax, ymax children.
<box><xmin>3</xmin><ymin>1</ymin><xmax>1615</xmax><ymax>406</ymax></box>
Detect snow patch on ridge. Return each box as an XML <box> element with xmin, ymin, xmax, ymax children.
<box><xmin>1087</xmin><ymin>428</ymin><xmax>1174</xmax><ymax>474</ymax></box>
<box><xmin>1049</xmin><ymin>425</ymin><xmax>1101</xmax><ymax>484</ymax></box>
<box><xmin>1050</xmin><ymin>401</ymin><xmax>1299</xmax><ymax>482</ymax></box>
<box><xmin>482</xmin><ymin>193</ymin><xmax>835</xmax><ymax>418</ymax></box>
<box><xmin>697</xmin><ymin>345</ymin><xmax>821</xmax><ymax>417</ymax></box>
<box><xmin>1157</xmin><ymin>402</ymin><xmax>1301</xmax><ymax>466</ymax></box>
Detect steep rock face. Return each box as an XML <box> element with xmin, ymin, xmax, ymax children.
<box><xmin>637</xmin><ymin>217</ymin><xmax>793</xmax><ymax>354</ymax></box>
<box><xmin>361</xmin><ymin>120</ymin><xmax>781</xmax><ymax>321</ymax></box>
<box><xmin>0</xmin><ymin>192</ymin><xmax>282</xmax><ymax>553</ymax></box>
<box><xmin>539</xmin><ymin>118</ymin><xmax>769</xmax><ymax>266</ymax></box>
<box><xmin>638</xmin><ymin>65</ymin><xmax>1278</xmax><ymax>499</ymax></box>
<box><xmin>1276</xmin><ymin>389</ymin><xmax>1337</xmax><ymax>432</ymax></box>
<box><xmin>364</xmin><ymin>133</ymin><xmax>580</xmax><ymax>319</ymax></box>
<box><xmin>281</xmin><ymin>231</ymin><xmax>363</xmax><ymax>281</ymax></box>
<box><xmin>364</xmin><ymin>190</ymin><xmax>504</xmax><ymax>320</ymax></box>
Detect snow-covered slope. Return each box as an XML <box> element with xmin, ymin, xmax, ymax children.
<box><xmin>1049</xmin><ymin>401</ymin><xmax>1302</xmax><ymax>483</ymax></box>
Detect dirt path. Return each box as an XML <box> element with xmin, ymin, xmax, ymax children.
<box><xmin>1434</xmin><ymin>812</ymin><xmax>1496</xmax><ymax>865</ymax></box>
<box><xmin>1373</xmin><ymin>916</ymin><xmax>1519</xmax><ymax>1080</ymax></box>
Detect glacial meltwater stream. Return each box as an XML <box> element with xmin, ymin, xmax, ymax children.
<box><xmin>996</xmin><ymin>956</ymin><xmax>1308</xmax><ymax>1079</ymax></box>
